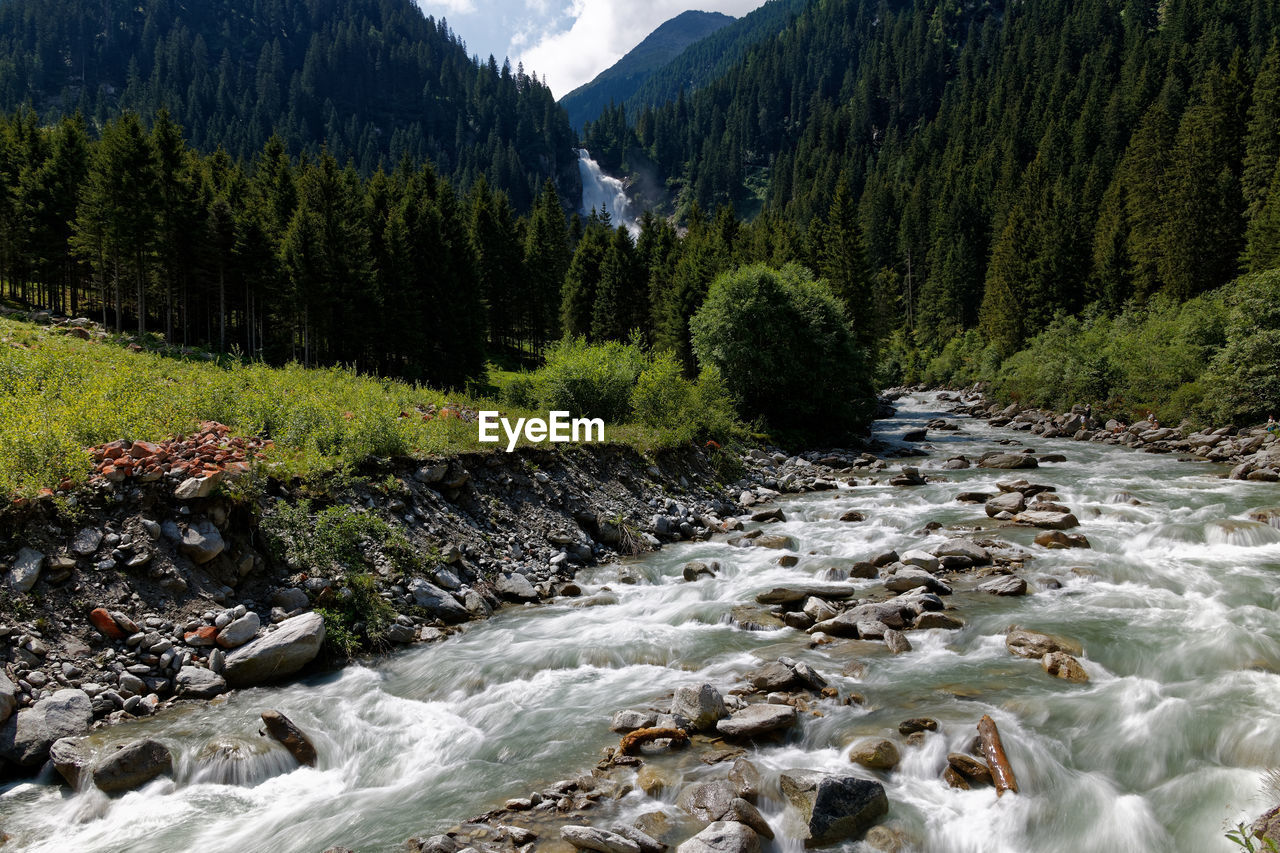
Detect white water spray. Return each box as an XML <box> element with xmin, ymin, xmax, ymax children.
<box><xmin>576</xmin><ymin>148</ymin><xmax>640</xmax><ymax>237</ymax></box>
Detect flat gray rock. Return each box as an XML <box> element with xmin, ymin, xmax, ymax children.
<box><xmin>716</xmin><ymin>704</ymin><xmax>796</xmax><ymax>739</ymax></box>
<box><xmin>224</xmin><ymin>612</ymin><xmax>325</xmax><ymax>687</ymax></box>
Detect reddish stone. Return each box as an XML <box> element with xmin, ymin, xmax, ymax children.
<box><xmin>102</xmin><ymin>446</ymin><xmax>125</xmax><ymax>461</ymax></box>
<box><xmin>184</xmin><ymin>626</ymin><xmax>217</xmax><ymax>647</ymax></box>
<box><xmin>37</xmin><ymin>487</ymin><xmax>53</xmax><ymax>497</ymax></box>
<box><xmin>90</xmin><ymin>608</ymin><xmax>126</xmax><ymax>640</ymax></box>
<box><xmin>129</xmin><ymin>441</ymin><xmax>160</xmax><ymax>459</ymax></box>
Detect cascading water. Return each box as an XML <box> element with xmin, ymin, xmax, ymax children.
<box><xmin>3</xmin><ymin>391</ymin><xmax>1279</xmax><ymax>852</ymax></box>
<box><xmin>577</xmin><ymin>148</ymin><xmax>640</xmax><ymax>237</ymax></box>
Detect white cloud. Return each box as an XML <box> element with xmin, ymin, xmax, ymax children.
<box><xmin>516</xmin><ymin>0</ymin><xmax>767</xmax><ymax>98</ymax></box>
<box><xmin>417</xmin><ymin>0</ymin><xmax>479</xmax><ymax>16</ymax></box>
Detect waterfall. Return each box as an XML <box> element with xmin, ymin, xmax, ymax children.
<box><xmin>576</xmin><ymin>148</ymin><xmax>640</xmax><ymax>237</ymax></box>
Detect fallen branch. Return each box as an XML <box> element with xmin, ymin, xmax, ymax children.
<box><xmin>977</xmin><ymin>714</ymin><xmax>1019</xmax><ymax>797</ymax></box>
<box><xmin>618</xmin><ymin>727</ymin><xmax>689</xmax><ymax>755</ymax></box>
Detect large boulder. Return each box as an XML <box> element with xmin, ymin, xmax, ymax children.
<box><xmin>978</xmin><ymin>575</ymin><xmax>1028</xmax><ymax>596</ymax></box>
<box><xmin>0</xmin><ymin>689</ymin><xmax>93</xmax><ymax>767</ymax></box>
<box><xmin>224</xmin><ymin>612</ymin><xmax>325</xmax><ymax>687</ymax></box>
<box><xmin>407</xmin><ymin>579</ymin><xmax>471</xmax><ymax>624</ymax></box>
<box><xmin>716</xmin><ymin>704</ymin><xmax>796</xmax><ymax>739</ymax></box>
<box><xmin>984</xmin><ymin>492</ymin><xmax>1025</xmax><ymax>518</ymax></box>
<box><xmin>675</xmin><ymin>822</ymin><xmax>761</xmax><ymax>853</ymax></box>
<box><xmin>671</xmin><ymin>683</ymin><xmax>728</xmax><ymax>731</ymax></box>
<box><xmin>780</xmin><ymin>770</ymin><xmax>888</xmax><ymax>847</ymax></box>
<box><xmin>933</xmin><ymin>539</ymin><xmax>991</xmax><ymax>564</ymax></box>
<box><xmin>174</xmin><ymin>666</ymin><xmax>227</xmax><ymax>699</ymax></box>
<box><xmin>92</xmin><ymin>738</ymin><xmax>174</xmax><ymax>794</ymax></box>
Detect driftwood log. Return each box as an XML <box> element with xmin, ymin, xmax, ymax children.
<box><xmin>977</xmin><ymin>714</ymin><xmax>1019</xmax><ymax>797</ymax></box>
<box><xmin>618</xmin><ymin>727</ymin><xmax>689</xmax><ymax>755</ymax></box>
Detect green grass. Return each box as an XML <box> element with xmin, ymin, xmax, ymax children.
<box><xmin>0</xmin><ymin>316</ymin><xmax>696</xmax><ymax>499</ymax></box>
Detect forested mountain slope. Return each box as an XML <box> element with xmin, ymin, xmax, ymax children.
<box><xmin>560</xmin><ymin>10</ymin><xmax>734</xmax><ymax>131</ymax></box>
<box><xmin>603</xmin><ymin>0</ymin><xmax>1280</xmax><ymax>356</ymax></box>
<box><xmin>0</xmin><ymin>0</ymin><xmax>576</xmax><ymax>208</ymax></box>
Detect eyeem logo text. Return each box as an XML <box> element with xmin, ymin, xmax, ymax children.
<box><xmin>478</xmin><ymin>411</ymin><xmax>605</xmax><ymax>452</ymax></box>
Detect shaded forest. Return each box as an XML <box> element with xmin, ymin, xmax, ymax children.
<box><xmin>0</xmin><ymin>0</ymin><xmax>577</xmax><ymax>209</ymax></box>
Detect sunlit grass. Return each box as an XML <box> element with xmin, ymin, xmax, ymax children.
<box><xmin>0</xmin><ymin>316</ymin><xmax>688</xmax><ymax>498</ymax></box>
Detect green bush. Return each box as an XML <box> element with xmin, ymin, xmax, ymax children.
<box><xmin>534</xmin><ymin>336</ymin><xmax>647</xmax><ymax>422</ymax></box>
<box><xmin>1206</xmin><ymin>269</ymin><xmax>1280</xmax><ymax>424</ymax></box>
<box><xmin>690</xmin><ymin>263</ymin><xmax>875</xmax><ymax>443</ymax></box>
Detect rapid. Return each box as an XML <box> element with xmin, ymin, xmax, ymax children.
<box><xmin>2</xmin><ymin>391</ymin><xmax>1278</xmax><ymax>852</ymax></box>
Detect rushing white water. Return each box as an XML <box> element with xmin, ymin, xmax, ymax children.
<box><xmin>4</xmin><ymin>392</ymin><xmax>1280</xmax><ymax>852</ymax></box>
<box><xmin>577</xmin><ymin>148</ymin><xmax>640</xmax><ymax>237</ymax></box>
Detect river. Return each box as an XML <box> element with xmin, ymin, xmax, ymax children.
<box><xmin>2</xmin><ymin>391</ymin><xmax>1278</xmax><ymax>852</ymax></box>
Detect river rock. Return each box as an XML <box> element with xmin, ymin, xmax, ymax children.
<box><xmin>562</xmin><ymin>825</ymin><xmax>642</xmax><ymax>853</ymax></box>
<box><xmin>899</xmin><ymin>550</ymin><xmax>939</xmax><ymax>572</ymax></box>
<box><xmin>716</xmin><ymin>704</ymin><xmax>796</xmax><ymax>738</ymax></box>
<box><xmin>678</xmin><ymin>779</ymin><xmax>738</xmax><ymax>822</ymax></box>
<box><xmin>753</xmin><ymin>534</ymin><xmax>794</xmax><ymax>550</ymax></box>
<box><xmin>883</xmin><ymin>629</ymin><xmax>912</xmax><ymax>654</ymax></box>
<box><xmin>495</xmin><ymin>571</ymin><xmax>539</xmax><ymax>602</ymax></box>
<box><xmin>978</xmin><ymin>576</ymin><xmax>1028</xmax><ymax>596</ymax></box>
<box><xmin>93</xmin><ymin>738</ymin><xmax>173</xmax><ymax>793</ymax></box>
<box><xmin>174</xmin><ymin>665</ymin><xmax>227</xmax><ymax>699</ymax></box>
<box><xmin>261</xmin><ymin>709</ymin><xmax>318</xmax><ymax>766</ymax></box>
<box><xmin>408</xmin><ymin>579</ymin><xmax>471</xmax><ymax>623</ymax></box>
<box><xmin>884</xmin><ymin>567</ymin><xmax>948</xmax><ymax>595</ymax></box>
<box><xmin>49</xmin><ymin>736</ymin><xmax>95</xmax><ymax>788</ymax></box>
<box><xmin>610</xmin><ymin>823</ymin><xmax>668</xmax><ymax>853</ymax></box>
<box><xmin>174</xmin><ymin>473</ymin><xmax>222</xmax><ymax>500</ymax></box>
<box><xmin>729</xmin><ymin>757</ymin><xmax>761</xmax><ymax>802</ymax></box>
<box><xmin>676</xmin><ymin>822</ymin><xmax>761</xmax><ymax>853</ymax></box>
<box><xmin>913</xmin><ymin>611</ymin><xmax>964</xmax><ymax>630</ymax></box>
<box><xmin>848</xmin><ymin>738</ymin><xmax>900</xmax><ymax>770</ymax></box>
<box><xmin>611</xmin><ymin>709</ymin><xmax>658</xmax><ymax>733</ymax></box>
<box><xmin>216</xmin><ymin>611</ymin><xmax>261</xmax><ymax>648</ymax></box>
<box><xmin>985</xmin><ymin>492</ymin><xmax>1025</xmax><ymax>517</ymax></box>
<box><xmin>745</xmin><ymin>661</ymin><xmax>798</xmax><ymax>692</ymax></box>
<box><xmin>1015</xmin><ymin>510</ymin><xmax>1078</xmax><ymax>530</ymax></box>
<box><xmin>803</xmin><ymin>597</ymin><xmax>839</xmax><ymax>623</ymax></box>
<box><xmin>8</xmin><ymin>547</ymin><xmax>44</xmax><ymax>592</ymax></box>
<box><xmin>979</xmin><ymin>453</ymin><xmax>1038</xmax><ymax>470</ymax></box>
<box><xmin>934</xmin><ymin>539</ymin><xmax>992</xmax><ymax>564</ymax></box>
<box><xmin>1034</xmin><ymin>530</ymin><xmax>1090</xmax><ymax>549</ymax></box>
<box><xmin>179</xmin><ymin>520</ymin><xmax>225</xmax><ymax>564</ymax></box>
<box><xmin>755</xmin><ymin>585</ymin><xmax>858</xmax><ymax>605</ymax></box>
<box><xmin>671</xmin><ymin>683</ymin><xmax>728</xmax><ymax>730</ymax></box>
<box><xmin>724</xmin><ymin>797</ymin><xmax>774</xmax><ymax>839</ymax></box>
<box><xmin>811</xmin><ymin>602</ymin><xmax>906</xmax><ymax>638</ymax></box>
<box><xmin>1006</xmin><ymin>627</ymin><xmax>1081</xmax><ymax>659</ymax></box>
<box><xmin>0</xmin><ymin>689</ymin><xmax>94</xmax><ymax>766</ymax></box>
<box><xmin>731</xmin><ymin>605</ymin><xmax>786</xmax><ymax>632</ymax></box>
<box><xmin>779</xmin><ymin>770</ymin><xmax>888</xmax><ymax>847</ymax></box>
<box><xmin>1041</xmin><ymin>652</ymin><xmax>1089</xmax><ymax>682</ymax></box>
<box><xmin>683</xmin><ymin>561</ymin><xmax>717</xmax><ymax>581</ymax></box>
<box><xmin>0</xmin><ymin>674</ymin><xmax>15</xmax><ymax>725</ymax></box>
<box><xmin>945</xmin><ymin>753</ymin><xmax>993</xmax><ymax>789</ymax></box>
<box><xmin>1253</xmin><ymin>804</ymin><xmax>1280</xmax><ymax>847</ymax></box>
<box><xmin>224</xmin><ymin>612</ymin><xmax>325</xmax><ymax>687</ymax></box>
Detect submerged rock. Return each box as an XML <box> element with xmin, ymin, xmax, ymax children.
<box><xmin>92</xmin><ymin>738</ymin><xmax>174</xmax><ymax>794</ymax></box>
<box><xmin>716</xmin><ymin>704</ymin><xmax>796</xmax><ymax>739</ymax></box>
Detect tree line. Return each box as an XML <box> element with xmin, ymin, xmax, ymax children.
<box><xmin>0</xmin><ymin>107</ymin><xmax>880</xmax><ymax>395</ymax></box>
<box><xmin>0</xmin><ymin>0</ymin><xmax>577</xmax><ymax>209</ymax></box>
<box><xmin>584</xmin><ymin>0</ymin><xmax>1280</xmax><ymax>362</ymax></box>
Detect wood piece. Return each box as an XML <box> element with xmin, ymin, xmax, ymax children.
<box><xmin>618</xmin><ymin>727</ymin><xmax>689</xmax><ymax>755</ymax></box>
<box><xmin>977</xmin><ymin>714</ymin><xmax>1018</xmax><ymax>797</ymax></box>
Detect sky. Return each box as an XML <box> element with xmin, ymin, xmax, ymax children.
<box><xmin>415</xmin><ymin>0</ymin><xmax>769</xmax><ymax>99</ymax></box>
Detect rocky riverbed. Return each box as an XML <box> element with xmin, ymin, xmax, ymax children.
<box><xmin>3</xmin><ymin>391</ymin><xmax>1280</xmax><ymax>852</ymax></box>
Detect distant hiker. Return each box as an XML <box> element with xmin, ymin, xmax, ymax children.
<box><xmin>1268</xmin><ymin>415</ymin><xmax>1279</xmax><ymax>436</ymax></box>
<box><xmin>1084</xmin><ymin>404</ymin><xmax>1092</xmax><ymax>422</ymax></box>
